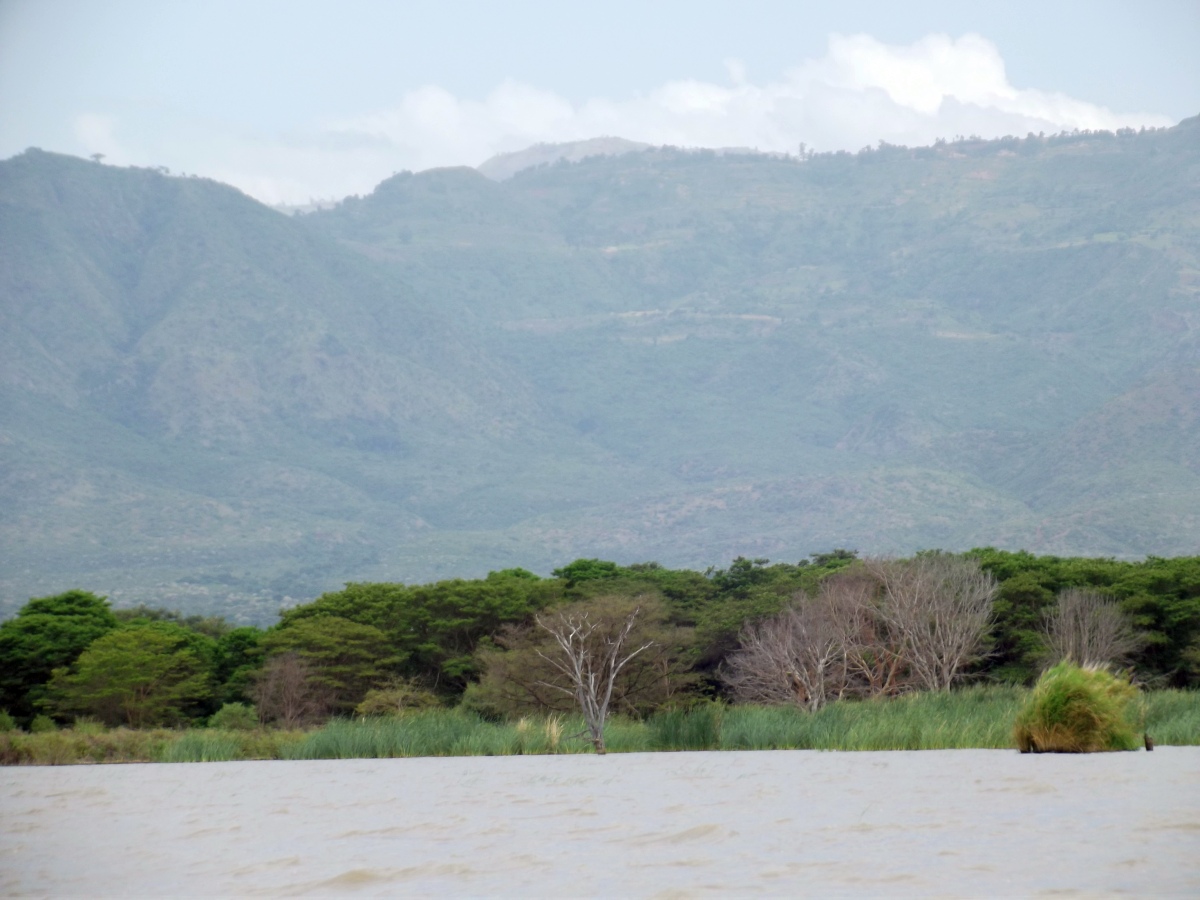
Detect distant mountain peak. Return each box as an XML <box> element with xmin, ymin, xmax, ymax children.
<box><xmin>476</xmin><ymin>137</ymin><xmax>653</xmax><ymax>181</ymax></box>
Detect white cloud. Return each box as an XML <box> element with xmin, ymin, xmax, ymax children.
<box><xmin>74</xmin><ymin>33</ymin><xmax>1174</xmax><ymax>204</ymax></box>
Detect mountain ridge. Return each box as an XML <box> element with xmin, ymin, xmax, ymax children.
<box><xmin>2</xmin><ymin>122</ymin><xmax>1198</xmax><ymax>620</ymax></box>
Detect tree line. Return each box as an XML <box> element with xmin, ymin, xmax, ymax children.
<box><xmin>1</xmin><ymin>549</ymin><xmax>1197</xmax><ymax>731</ymax></box>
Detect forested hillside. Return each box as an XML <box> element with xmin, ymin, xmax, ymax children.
<box><xmin>1</xmin><ymin>118</ymin><xmax>1198</xmax><ymax>619</ymax></box>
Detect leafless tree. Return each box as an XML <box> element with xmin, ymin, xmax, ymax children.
<box><xmin>1042</xmin><ymin>588</ymin><xmax>1144</xmax><ymax>668</ymax></box>
<box><xmin>472</xmin><ymin>596</ymin><xmax>690</xmax><ymax>719</ymax></box>
<box><xmin>535</xmin><ymin>605</ymin><xmax>655</xmax><ymax>754</ymax></box>
<box><xmin>865</xmin><ymin>555</ymin><xmax>998</xmax><ymax>692</ymax></box>
<box><xmin>251</xmin><ymin>653</ymin><xmax>332</xmax><ymax>728</ymax></box>
<box><xmin>722</xmin><ymin>592</ymin><xmax>845</xmax><ymax>711</ymax></box>
<box><xmin>822</xmin><ymin>568</ymin><xmax>913</xmax><ymax>697</ymax></box>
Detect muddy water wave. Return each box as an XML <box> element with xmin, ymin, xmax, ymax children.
<box><xmin>3</xmin><ymin>748</ymin><xmax>1198</xmax><ymax>897</ymax></box>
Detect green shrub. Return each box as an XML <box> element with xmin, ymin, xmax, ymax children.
<box><xmin>72</xmin><ymin>717</ymin><xmax>107</xmax><ymax>735</ymax></box>
<box><xmin>28</xmin><ymin>714</ymin><xmax>58</xmax><ymax>733</ymax></box>
<box><xmin>208</xmin><ymin>702</ymin><xmax>259</xmax><ymax>731</ymax></box>
<box><xmin>1013</xmin><ymin>662</ymin><xmax>1141</xmax><ymax>753</ymax></box>
<box><xmin>354</xmin><ymin>679</ymin><xmax>442</xmax><ymax>717</ymax></box>
<box><xmin>0</xmin><ymin>710</ymin><xmax>16</xmax><ymax>733</ymax></box>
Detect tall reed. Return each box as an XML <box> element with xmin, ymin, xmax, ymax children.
<box><xmin>0</xmin><ymin>685</ymin><xmax>1195</xmax><ymax>765</ymax></box>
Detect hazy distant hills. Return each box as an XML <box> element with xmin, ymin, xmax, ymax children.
<box><xmin>2</xmin><ymin>118</ymin><xmax>1198</xmax><ymax>620</ymax></box>
<box><xmin>477</xmin><ymin>136</ymin><xmax>652</xmax><ymax>181</ymax></box>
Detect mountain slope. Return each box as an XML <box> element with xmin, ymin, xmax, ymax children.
<box><xmin>2</xmin><ymin>120</ymin><xmax>1198</xmax><ymax>619</ymax></box>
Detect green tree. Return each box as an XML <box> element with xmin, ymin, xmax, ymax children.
<box><xmin>46</xmin><ymin>623</ymin><xmax>213</xmax><ymax>727</ymax></box>
<box><xmin>552</xmin><ymin>558</ymin><xmax>622</xmax><ymax>587</ymax></box>
<box><xmin>262</xmin><ymin>616</ymin><xmax>401</xmax><ymax>711</ymax></box>
<box><xmin>214</xmin><ymin>626</ymin><xmax>265</xmax><ymax>704</ymax></box>
<box><xmin>0</xmin><ymin>590</ymin><xmax>118</xmax><ymax>722</ymax></box>
<box><xmin>279</xmin><ymin>570</ymin><xmax>560</xmax><ymax>693</ymax></box>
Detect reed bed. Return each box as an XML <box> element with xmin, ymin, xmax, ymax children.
<box><xmin>2</xmin><ymin>688</ymin><xmax>1196</xmax><ymax>764</ymax></box>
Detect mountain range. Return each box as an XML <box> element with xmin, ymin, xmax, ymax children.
<box><xmin>2</xmin><ymin>118</ymin><xmax>1198</xmax><ymax>621</ymax></box>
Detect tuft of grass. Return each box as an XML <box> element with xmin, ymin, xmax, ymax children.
<box><xmin>158</xmin><ymin>731</ymin><xmax>244</xmax><ymax>763</ymax></box>
<box><xmin>1013</xmin><ymin>662</ymin><xmax>1141</xmax><ymax>753</ymax></box>
<box><xmin>543</xmin><ymin>714</ymin><xmax>564</xmax><ymax>753</ymax></box>
<box><xmin>719</xmin><ymin>685</ymin><xmax>1023</xmax><ymax>751</ymax></box>
<box><xmin>650</xmin><ymin>703</ymin><xmax>724</xmax><ymax>751</ymax></box>
<box><xmin>1143</xmin><ymin>690</ymin><xmax>1200</xmax><ymax>746</ymax></box>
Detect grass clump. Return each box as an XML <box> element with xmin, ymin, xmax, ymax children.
<box><xmin>1013</xmin><ymin>662</ymin><xmax>1141</xmax><ymax>753</ymax></box>
<box><xmin>1143</xmin><ymin>690</ymin><xmax>1200</xmax><ymax>746</ymax></box>
<box><xmin>159</xmin><ymin>731</ymin><xmax>244</xmax><ymax>763</ymax></box>
<box><xmin>650</xmin><ymin>703</ymin><xmax>725</xmax><ymax>751</ymax></box>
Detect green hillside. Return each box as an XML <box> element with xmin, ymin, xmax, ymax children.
<box><xmin>2</xmin><ymin>119</ymin><xmax>1198</xmax><ymax>620</ymax></box>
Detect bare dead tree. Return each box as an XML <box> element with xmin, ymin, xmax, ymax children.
<box><xmin>251</xmin><ymin>653</ymin><xmax>332</xmax><ymax>728</ymax></box>
<box><xmin>822</xmin><ymin>568</ymin><xmax>912</xmax><ymax>697</ymax></box>
<box><xmin>866</xmin><ymin>555</ymin><xmax>997</xmax><ymax>692</ymax></box>
<box><xmin>722</xmin><ymin>593</ymin><xmax>844</xmax><ymax>711</ymax></box>
<box><xmin>1042</xmin><ymin>588</ymin><xmax>1144</xmax><ymax>668</ymax></box>
<box><xmin>535</xmin><ymin>606</ymin><xmax>654</xmax><ymax>754</ymax></box>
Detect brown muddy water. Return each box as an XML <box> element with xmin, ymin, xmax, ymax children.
<box><xmin>2</xmin><ymin>748</ymin><xmax>1198</xmax><ymax>897</ymax></box>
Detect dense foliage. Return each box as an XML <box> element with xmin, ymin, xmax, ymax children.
<box><xmin>2</xmin><ymin>551</ymin><xmax>1196</xmax><ymax>731</ymax></box>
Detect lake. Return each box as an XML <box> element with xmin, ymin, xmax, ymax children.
<box><xmin>3</xmin><ymin>748</ymin><xmax>1198</xmax><ymax>897</ymax></box>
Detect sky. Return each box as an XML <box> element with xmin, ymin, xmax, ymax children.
<box><xmin>1</xmin><ymin>0</ymin><xmax>1197</xmax><ymax>204</ymax></box>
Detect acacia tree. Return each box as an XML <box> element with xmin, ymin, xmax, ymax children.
<box><xmin>47</xmin><ymin>624</ymin><xmax>212</xmax><ymax>727</ymax></box>
<box><xmin>535</xmin><ymin>601</ymin><xmax>656</xmax><ymax>754</ymax></box>
<box><xmin>722</xmin><ymin>593</ymin><xmax>844</xmax><ymax>711</ymax></box>
<box><xmin>1042</xmin><ymin>588</ymin><xmax>1144</xmax><ymax>668</ymax></box>
<box><xmin>471</xmin><ymin>595</ymin><xmax>690</xmax><ymax>721</ymax></box>
<box><xmin>0</xmin><ymin>590</ymin><xmax>119</xmax><ymax>722</ymax></box>
<box><xmin>866</xmin><ymin>555</ymin><xmax>998</xmax><ymax>692</ymax></box>
<box><xmin>262</xmin><ymin>616</ymin><xmax>402</xmax><ymax>712</ymax></box>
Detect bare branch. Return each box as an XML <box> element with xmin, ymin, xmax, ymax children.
<box><xmin>1042</xmin><ymin>588</ymin><xmax>1144</xmax><ymax>668</ymax></box>
<box><xmin>865</xmin><ymin>555</ymin><xmax>997</xmax><ymax>692</ymax></box>
<box><xmin>535</xmin><ymin>605</ymin><xmax>654</xmax><ymax>753</ymax></box>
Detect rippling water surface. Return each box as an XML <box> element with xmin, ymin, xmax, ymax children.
<box><xmin>3</xmin><ymin>748</ymin><xmax>1198</xmax><ymax>897</ymax></box>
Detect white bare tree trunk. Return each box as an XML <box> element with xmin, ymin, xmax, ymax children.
<box><xmin>536</xmin><ymin>607</ymin><xmax>653</xmax><ymax>753</ymax></box>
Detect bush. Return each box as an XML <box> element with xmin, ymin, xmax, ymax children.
<box><xmin>0</xmin><ymin>710</ymin><xmax>16</xmax><ymax>732</ymax></box>
<box><xmin>353</xmin><ymin>679</ymin><xmax>441</xmax><ymax>717</ymax></box>
<box><xmin>208</xmin><ymin>702</ymin><xmax>259</xmax><ymax>731</ymax></box>
<box><xmin>1013</xmin><ymin>662</ymin><xmax>1141</xmax><ymax>753</ymax></box>
<box><xmin>29</xmin><ymin>714</ymin><xmax>58</xmax><ymax>733</ymax></box>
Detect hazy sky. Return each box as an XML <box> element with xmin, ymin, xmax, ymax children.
<box><xmin>1</xmin><ymin>0</ymin><xmax>1197</xmax><ymax>204</ymax></box>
